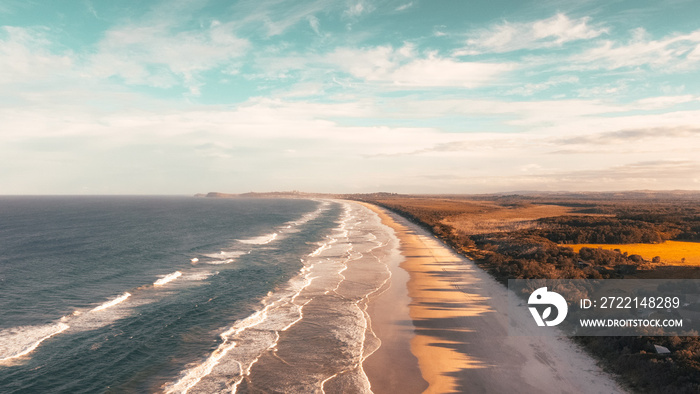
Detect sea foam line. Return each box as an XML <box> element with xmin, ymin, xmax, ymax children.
<box><xmin>357</xmin><ymin>206</ymin><xmax>396</xmax><ymax>384</ymax></box>
<box><xmin>166</xmin><ymin>200</ymin><xmax>358</xmax><ymax>393</ymax></box>
<box><xmin>154</xmin><ymin>271</ymin><xmax>183</xmax><ymax>286</ymax></box>
<box><xmin>1</xmin><ymin>290</ymin><xmax>136</xmax><ymax>364</ymax></box>
<box><xmin>284</xmin><ymin>200</ymin><xmax>331</xmax><ymax>227</ymax></box>
<box><xmin>226</xmin><ymin>272</ymin><xmax>319</xmax><ymax>392</ymax></box>
<box><xmin>166</xmin><ymin>250</ymin><xmax>323</xmax><ymax>393</ymax></box>
<box><xmin>238</xmin><ymin>232</ymin><xmax>278</xmax><ymax>245</ymax></box>
<box><xmin>91</xmin><ymin>292</ymin><xmax>131</xmax><ymax>312</ymax></box>
<box><xmin>0</xmin><ymin>323</ymin><xmax>70</xmax><ymax>363</ymax></box>
<box><xmin>309</xmin><ymin>242</ymin><xmax>332</xmax><ymax>257</ymax></box>
<box><xmin>164</xmin><ymin>298</ymin><xmax>284</xmax><ymax>393</ymax></box>
<box><xmin>320</xmin><ymin>203</ymin><xmax>392</xmax><ymax>392</ymax></box>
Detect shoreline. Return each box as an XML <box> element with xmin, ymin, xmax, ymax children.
<box><xmin>361</xmin><ymin>202</ymin><xmax>627</xmax><ymax>394</ymax></box>
<box><xmin>359</xmin><ymin>201</ymin><xmax>428</xmax><ymax>394</ymax></box>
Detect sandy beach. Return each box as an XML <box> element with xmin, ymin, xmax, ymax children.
<box><xmin>361</xmin><ymin>202</ymin><xmax>627</xmax><ymax>394</ymax></box>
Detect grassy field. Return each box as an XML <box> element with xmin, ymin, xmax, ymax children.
<box><xmin>443</xmin><ymin>203</ymin><xmax>575</xmax><ymax>234</ymax></box>
<box><xmin>370</xmin><ymin>197</ymin><xmax>589</xmax><ymax>235</ymax></box>
<box><xmin>568</xmin><ymin>240</ymin><xmax>700</xmax><ymax>265</ymax></box>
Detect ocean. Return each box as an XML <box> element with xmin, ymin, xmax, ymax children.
<box><xmin>0</xmin><ymin>196</ymin><xmax>397</xmax><ymax>393</ymax></box>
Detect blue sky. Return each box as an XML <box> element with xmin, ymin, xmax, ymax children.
<box><xmin>2</xmin><ymin>0</ymin><xmax>700</xmax><ymax>194</ymax></box>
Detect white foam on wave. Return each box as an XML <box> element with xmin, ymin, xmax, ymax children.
<box><xmin>313</xmin><ymin>202</ymin><xmax>392</xmax><ymax>393</ymax></box>
<box><xmin>309</xmin><ymin>242</ymin><xmax>332</xmax><ymax>257</ymax></box>
<box><xmin>207</xmin><ymin>259</ymin><xmax>236</xmax><ymax>265</ymax></box>
<box><xmin>0</xmin><ymin>323</ymin><xmax>70</xmax><ymax>363</ymax></box>
<box><xmin>165</xmin><ymin>200</ymin><xmax>390</xmax><ymax>393</ymax></box>
<box><xmin>154</xmin><ymin>271</ymin><xmax>183</xmax><ymax>286</ymax></box>
<box><xmin>237</xmin><ymin>232</ymin><xmax>278</xmax><ymax>245</ymax></box>
<box><xmin>165</xmin><ymin>261</ymin><xmax>320</xmax><ymax>393</ymax></box>
<box><xmin>91</xmin><ymin>292</ymin><xmax>131</xmax><ymax>312</ymax></box>
<box><xmin>0</xmin><ymin>254</ymin><xmax>224</xmax><ymax>365</ymax></box>
<box><xmin>67</xmin><ymin>291</ymin><xmax>154</xmax><ymax>331</ymax></box>
<box><xmin>164</xmin><ymin>301</ymin><xmax>276</xmax><ymax>393</ymax></box>
<box><xmin>184</xmin><ymin>271</ymin><xmax>218</xmax><ymax>281</ymax></box>
<box><xmin>284</xmin><ymin>200</ymin><xmax>330</xmax><ymax>227</ymax></box>
<box><xmin>0</xmin><ymin>290</ymin><xmax>141</xmax><ymax>364</ymax></box>
<box><xmin>201</xmin><ymin>250</ymin><xmax>246</xmax><ymax>265</ymax></box>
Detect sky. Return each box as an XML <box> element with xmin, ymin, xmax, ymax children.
<box><xmin>1</xmin><ymin>0</ymin><xmax>700</xmax><ymax>194</ymax></box>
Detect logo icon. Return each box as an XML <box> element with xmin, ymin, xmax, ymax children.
<box><xmin>528</xmin><ymin>287</ymin><xmax>568</xmax><ymax>327</ymax></box>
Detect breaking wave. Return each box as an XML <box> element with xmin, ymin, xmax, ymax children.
<box><xmin>0</xmin><ymin>323</ymin><xmax>70</xmax><ymax>363</ymax></box>
<box><xmin>237</xmin><ymin>232</ymin><xmax>278</xmax><ymax>245</ymax></box>
<box><xmin>154</xmin><ymin>271</ymin><xmax>183</xmax><ymax>286</ymax></box>
<box><xmin>91</xmin><ymin>292</ymin><xmax>131</xmax><ymax>312</ymax></box>
<box><xmin>163</xmin><ymin>201</ymin><xmax>395</xmax><ymax>393</ymax></box>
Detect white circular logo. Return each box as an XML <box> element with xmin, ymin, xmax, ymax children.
<box><xmin>528</xmin><ymin>287</ymin><xmax>568</xmax><ymax>327</ymax></box>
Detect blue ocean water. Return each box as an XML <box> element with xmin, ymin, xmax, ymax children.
<box><xmin>0</xmin><ymin>196</ymin><xmax>344</xmax><ymax>392</ymax></box>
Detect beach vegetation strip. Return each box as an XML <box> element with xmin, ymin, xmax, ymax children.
<box><xmin>349</xmin><ymin>192</ymin><xmax>700</xmax><ymax>393</ymax></box>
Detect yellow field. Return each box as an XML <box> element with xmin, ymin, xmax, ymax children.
<box><xmin>568</xmin><ymin>241</ymin><xmax>700</xmax><ymax>266</ymax></box>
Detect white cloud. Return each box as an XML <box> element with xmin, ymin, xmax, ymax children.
<box><xmin>87</xmin><ymin>21</ymin><xmax>249</xmax><ymax>94</ymax></box>
<box><xmin>238</xmin><ymin>0</ymin><xmax>331</xmax><ymax>37</ymax></box>
<box><xmin>575</xmin><ymin>28</ymin><xmax>700</xmax><ymax>70</ymax></box>
<box><xmin>4</xmin><ymin>86</ymin><xmax>700</xmax><ymax>193</ymax></box>
<box><xmin>0</xmin><ymin>26</ymin><xmax>74</xmax><ymax>84</ymax></box>
<box><xmin>391</xmin><ymin>57</ymin><xmax>513</xmax><ymax>87</ymax></box>
<box><xmin>506</xmin><ymin>75</ymin><xmax>579</xmax><ymax>96</ymax></box>
<box><xmin>447</xmin><ymin>160</ymin><xmax>700</xmax><ymax>193</ymax></box>
<box><xmin>635</xmin><ymin>95</ymin><xmax>698</xmax><ymax>109</ymax></box>
<box><xmin>395</xmin><ymin>2</ymin><xmax>413</xmax><ymax>12</ymax></box>
<box><xmin>345</xmin><ymin>1</ymin><xmax>374</xmax><ymax>17</ymax></box>
<box><xmin>575</xmin><ymin>81</ymin><xmax>628</xmax><ymax>98</ymax></box>
<box><xmin>307</xmin><ymin>15</ymin><xmax>321</xmax><ymax>35</ymax></box>
<box><xmin>392</xmin><ymin>97</ymin><xmax>628</xmax><ymax>126</ymax></box>
<box><xmin>463</xmin><ymin>13</ymin><xmax>607</xmax><ymax>54</ymax></box>
<box><xmin>326</xmin><ymin>45</ymin><xmax>513</xmax><ymax>87</ymax></box>
<box><xmin>3</xmin><ymin>2</ymin><xmax>700</xmax><ymax>194</ymax></box>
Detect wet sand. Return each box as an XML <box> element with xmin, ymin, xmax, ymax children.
<box><xmin>361</xmin><ymin>202</ymin><xmax>428</xmax><ymax>393</ymax></box>
<box><xmin>361</xmin><ymin>202</ymin><xmax>627</xmax><ymax>394</ymax></box>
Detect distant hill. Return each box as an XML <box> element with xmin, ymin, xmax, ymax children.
<box><xmin>196</xmin><ymin>190</ymin><xmax>700</xmax><ymax>201</ymax></box>
<box><xmin>197</xmin><ymin>191</ymin><xmax>341</xmax><ymax>199</ymax></box>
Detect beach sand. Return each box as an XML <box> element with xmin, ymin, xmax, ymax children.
<box><xmin>361</xmin><ymin>202</ymin><xmax>627</xmax><ymax>394</ymax></box>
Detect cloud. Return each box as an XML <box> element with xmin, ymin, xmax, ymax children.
<box><xmin>575</xmin><ymin>81</ymin><xmax>628</xmax><ymax>98</ymax></box>
<box><xmin>326</xmin><ymin>45</ymin><xmax>514</xmax><ymax>87</ymax></box>
<box><xmin>506</xmin><ymin>75</ymin><xmax>579</xmax><ymax>96</ymax></box>
<box><xmin>390</xmin><ymin>57</ymin><xmax>513</xmax><ymax>87</ymax></box>
<box><xmin>344</xmin><ymin>1</ymin><xmax>374</xmax><ymax>17</ymax></box>
<box><xmin>635</xmin><ymin>95</ymin><xmax>698</xmax><ymax>109</ymax></box>
<box><xmin>395</xmin><ymin>2</ymin><xmax>413</xmax><ymax>12</ymax></box>
<box><xmin>235</xmin><ymin>0</ymin><xmax>331</xmax><ymax>37</ymax></box>
<box><xmin>553</xmin><ymin>160</ymin><xmax>700</xmax><ymax>184</ymax></box>
<box><xmin>0</xmin><ymin>0</ymin><xmax>31</xmax><ymax>15</ymax></box>
<box><xmin>307</xmin><ymin>15</ymin><xmax>321</xmax><ymax>35</ymax></box>
<box><xmin>389</xmin><ymin>97</ymin><xmax>628</xmax><ymax>126</ymax></box>
<box><xmin>88</xmin><ymin>21</ymin><xmax>249</xmax><ymax>94</ymax></box>
<box><xmin>575</xmin><ymin>28</ymin><xmax>700</xmax><ymax>70</ymax></box>
<box><xmin>377</xmin><ymin>95</ymin><xmax>700</xmax><ymax>143</ymax></box>
<box><xmin>4</xmin><ymin>86</ymin><xmax>699</xmax><ymax>193</ymax></box>
<box><xmin>556</xmin><ymin>126</ymin><xmax>700</xmax><ymax>146</ymax></box>
<box><xmin>469</xmin><ymin>160</ymin><xmax>700</xmax><ymax>192</ymax></box>
<box><xmin>84</xmin><ymin>0</ymin><xmax>100</xmax><ymax>19</ymax></box>
<box><xmin>462</xmin><ymin>13</ymin><xmax>607</xmax><ymax>54</ymax></box>
<box><xmin>0</xmin><ymin>26</ymin><xmax>74</xmax><ymax>84</ymax></box>
<box><xmin>369</xmin><ymin>134</ymin><xmax>528</xmax><ymax>158</ymax></box>
<box><xmin>373</xmin><ymin>122</ymin><xmax>700</xmax><ymax>159</ymax></box>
